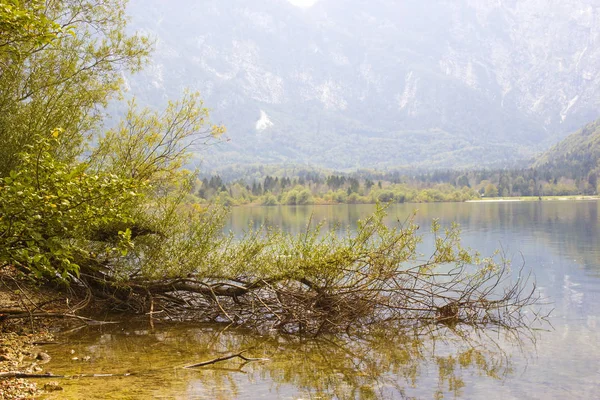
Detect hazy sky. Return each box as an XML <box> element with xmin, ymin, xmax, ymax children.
<box><xmin>287</xmin><ymin>0</ymin><xmax>319</xmax><ymax>7</ymax></box>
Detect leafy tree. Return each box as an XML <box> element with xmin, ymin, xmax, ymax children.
<box><xmin>0</xmin><ymin>133</ymin><xmax>140</xmax><ymax>280</ymax></box>
<box><xmin>90</xmin><ymin>91</ymin><xmax>224</xmax><ymax>184</ymax></box>
<box><xmin>512</xmin><ymin>176</ymin><xmax>529</xmax><ymax>196</ymax></box>
<box><xmin>0</xmin><ymin>0</ymin><xmax>151</xmax><ymax>176</ymax></box>
<box><xmin>456</xmin><ymin>175</ymin><xmax>470</xmax><ymax>188</ymax></box>
<box><xmin>0</xmin><ymin>0</ymin><xmax>62</xmax><ymax>57</ymax></box>
<box><xmin>296</xmin><ymin>188</ymin><xmax>314</xmax><ymax>205</ymax></box>
<box><xmin>0</xmin><ymin>0</ymin><xmax>222</xmax><ymax>282</ymax></box>
<box><xmin>284</xmin><ymin>190</ymin><xmax>298</xmax><ymax>205</ymax></box>
<box><xmin>376</xmin><ymin>190</ymin><xmax>395</xmax><ymax>203</ymax></box>
<box><xmin>484</xmin><ymin>184</ymin><xmax>498</xmax><ymax>198</ymax></box>
<box><xmin>588</xmin><ymin>170</ymin><xmax>598</xmax><ymax>193</ymax></box>
<box><xmin>262</xmin><ymin>193</ymin><xmax>278</xmax><ymax>206</ymax></box>
<box><xmin>348</xmin><ymin>178</ymin><xmax>360</xmax><ymax>193</ymax></box>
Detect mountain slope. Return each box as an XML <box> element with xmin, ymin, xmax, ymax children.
<box><xmin>124</xmin><ymin>0</ymin><xmax>600</xmax><ymax>170</ymax></box>
<box><xmin>534</xmin><ymin>118</ymin><xmax>600</xmax><ymax>179</ymax></box>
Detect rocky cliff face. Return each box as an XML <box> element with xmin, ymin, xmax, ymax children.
<box><xmin>125</xmin><ymin>0</ymin><xmax>600</xmax><ymax>169</ymax></box>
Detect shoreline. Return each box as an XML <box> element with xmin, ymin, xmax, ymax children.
<box><xmin>229</xmin><ymin>195</ymin><xmax>600</xmax><ymax>207</ymax></box>
<box><xmin>465</xmin><ymin>195</ymin><xmax>600</xmax><ymax>203</ymax></box>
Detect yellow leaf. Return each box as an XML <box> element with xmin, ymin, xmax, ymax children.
<box><xmin>51</xmin><ymin>127</ymin><xmax>64</xmax><ymax>138</ymax></box>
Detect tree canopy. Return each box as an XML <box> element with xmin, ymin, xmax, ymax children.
<box><xmin>0</xmin><ymin>0</ymin><xmax>151</xmax><ymax>176</ymax></box>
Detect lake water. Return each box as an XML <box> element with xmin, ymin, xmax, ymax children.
<box><xmin>43</xmin><ymin>201</ymin><xmax>600</xmax><ymax>399</ymax></box>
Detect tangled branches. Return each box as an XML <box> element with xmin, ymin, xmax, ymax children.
<box><xmin>79</xmin><ymin>205</ymin><xmax>543</xmax><ymax>336</ymax></box>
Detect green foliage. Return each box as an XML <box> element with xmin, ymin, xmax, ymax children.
<box><xmin>375</xmin><ymin>190</ymin><xmax>395</xmax><ymax>203</ymax></box>
<box><xmin>541</xmin><ymin>180</ymin><xmax>579</xmax><ymax>196</ymax></box>
<box><xmin>0</xmin><ymin>0</ymin><xmax>62</xmax><ymax>57</ymax></box>
<box><xmin>0</xmin><ymin>133</ymin><xmax>141</xmax><ymax>280</ymax></box>
<box><xmin>0</xmin><ymin>0</ymin><xmax>152</xmax><ymax>176</ymax></box>
<box><xmin>127</xmin><ymin>203</ymin><xmax>539</xmax><ymax>335</ymax></box>
<box><xmin>196</xmin><ymin>172</ymin><xmax>481</xmax><ymax>205</ymax></box>
<box><xmin>282</xmin><ymin>186</ymin><xmax>314</xmax><ymax>205</ymax></box>
<box><xmin>0</xmin><ymin>0</ymin><xmax>228</xmax><ymax>284</ymax></box>
<box><xmin>484</xmin><ymin>183</ymin><xmax>498</xmax><ymax>198</ymax></box>
<box><xmin>534</xmin><ymin>118</ymin><xmax>600</xmax><ymax>180</ymax></box>
<box><xmin>262</xmin><ymin>193</ymin><xmax>278</xmax><ymax>206</ymax></box>
<box><xmin>203</xmin><ymin>149</ymin><xmax>600</xmax><ymax>203</ymax></box>
<box><xmin>91</xmin><ymin>92</ymin><xmax>224</xmax><ymax>183</ymax></box>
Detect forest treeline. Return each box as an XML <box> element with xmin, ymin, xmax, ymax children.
<box><xmin>196</xmin><ymin>163</ymin><xmax>599</xmax><ymax>206</ymax></box>
<box><xmin>197</xmin><ymin>115</ymin><xmax>600</xmax><ymax>206</ymax></box>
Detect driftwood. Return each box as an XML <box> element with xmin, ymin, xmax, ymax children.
<box><xmin>183</xmin><ymin>350</ymin><xmax>269</xmax><ymax>369</ymax></box>
<box><xmin>3</xmin><ymin>311</ymin><xmax>118</xmax><ymax>325</ymax></box>
<box><xmin>0</xmin><ymin>372</ymin><xmax>63</xmax><ymax>379</ymax></box>
<box><xmin>0</xmin><ymin>371</ymin><xmax>133</xmax><ymax>379</ymax></box>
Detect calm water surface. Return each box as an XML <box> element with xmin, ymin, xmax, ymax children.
<box><xmin>43</xmin><ymin>201</ymin><xmax>600</xmax><ymax>399</ymax></box>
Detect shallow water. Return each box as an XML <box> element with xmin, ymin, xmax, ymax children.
<box><xmin>41</xmin><ymin>201</ymin><xmax>600</xmax><ymax>399</ymax></box>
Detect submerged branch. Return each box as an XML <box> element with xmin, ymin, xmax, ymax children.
<box><xmin>183</xmin><ymin>350</ymin><xmax>269</xmax><ymax>368</ymax></box>
<box><xmin>4</xmin><ymin>312</ymin><xmax>119</xmax><ymax>325</ymax></box>
<box><xmin>0</xmin><ymin>372</ymin><xmax>133</xmax><ymax>379</ymax></box>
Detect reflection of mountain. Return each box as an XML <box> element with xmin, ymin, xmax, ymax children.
<box><xmin>433</xmin><ymin>200</ymin><xmax>600</xmax><ymax>276</ymax></box>
<box><xmin>126</xmin><ymin>0</ymin><xmax>600</xmax><ymax>169</ymax></box>
<box><xmin>532</xmin><ymin>201</ymin><xmax>600</xmax><ymax>275</ymax></box>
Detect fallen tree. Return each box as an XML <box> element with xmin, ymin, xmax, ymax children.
<box><xmin>70</xmin><ymin>204</ymin><xmax>542</xmax><ymax>335</ymax></box>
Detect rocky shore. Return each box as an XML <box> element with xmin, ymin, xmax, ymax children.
<box><xmin>0</xmin><ymin>329</ymin><xmax>58</xmax><ymax>399</ymax></box>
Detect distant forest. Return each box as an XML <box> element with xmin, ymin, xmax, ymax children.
<box><xmin>195</xmin><ymin>163</ymin><xmax>598</xmax><ymax>206</ymax></box>
<box><xmin>193</xmin><ymin>116</ymin><xmax>600</xmax><ymax>206</ymax></box>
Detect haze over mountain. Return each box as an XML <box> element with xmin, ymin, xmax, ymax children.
<box><xmin>125</xmin><ymin>0</ymin><xmax>600</xmax><ymax>170</ymax></box>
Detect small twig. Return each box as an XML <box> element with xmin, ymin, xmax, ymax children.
<box><xmin>144</xmin><ymin>310</ymin><xmax>164</xmax><ymax>315</ymax></box>
<box><xmin>0</xmin><ymin>372</ymin><xmax>134</xmax><ymax>379</ymax></box>
<box><xmin>5</xmin><ymin>312</ymin><xmax>119</xmax><ymax>325</ymax></box>
<box><xmin>183</xmin><ymin>350</ymin><xmax>269</xmax><ymax>369</ymax></box>
<box><xmin>209</xmin><ymin>285</ymin><xmax>235</xmax><ymax>323</ymax></box>
<box><xmin>9</xmin><ymin>278</ymin><xmax>35</xmax><ymax>331</ymax></box>
<box><xmin>67</xmin><ymin>285</ymin><xmax>92</xmax><ymax>314</ymax></box>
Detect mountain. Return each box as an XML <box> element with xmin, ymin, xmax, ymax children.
<box><xmin>534</xmin><ymin>118</ymin><xmax>600</xmax><ymax>180</ymax></box>
<box><xmin>124</xmin><ymin>0</ymin><xmax>600</xmax><ymax>170</ymax></box>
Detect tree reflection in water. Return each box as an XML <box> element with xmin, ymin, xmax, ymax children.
<box><xmin>250</xmin><ymin>324</ymin><xmax>527</xmax><ymax>399</ymax></box>
<box><xmin>46</xmin><ymin>320</ymin><xmax>536</xmax><ymax>399</ymax></box>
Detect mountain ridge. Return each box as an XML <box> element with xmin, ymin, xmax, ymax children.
<box><xmin>124</xmin><ymin>0</ymin><xmax>600</xmax><ymax>170</ymax></box>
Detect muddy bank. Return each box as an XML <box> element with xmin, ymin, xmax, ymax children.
<box><xmin>0</xmin><ymin>274</ymin><xmax>71</xmax><ymax>399</ymax></box>
<box><xmin>0</xmin><ymin>329</ymin><xmax>58</xmax><ymax>399</ymax></box>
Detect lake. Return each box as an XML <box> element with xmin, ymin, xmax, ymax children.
<box><xmin>43</xmin><ymin>201</ymin><xmax>600</xmax><ymax>399</ymax></box>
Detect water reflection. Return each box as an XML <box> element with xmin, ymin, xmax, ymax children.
<box><xmin>222</xmin><ymin>201</ymin><xmax>600</xmax><ymax>398</ymax></box>
<box><xmin>42</xmin><ymin>201</ymin><xmax>600</xmax><ymax>398</ymax></box>
<box><xmin>43</xmin><ymin>321</ymin><xmax>530</xmax><ymax>399</ymax></box>
<box><xmin>227</xmin><ymin>202</ymin><xmax>600</xmax><ymax>275</ymax></box>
